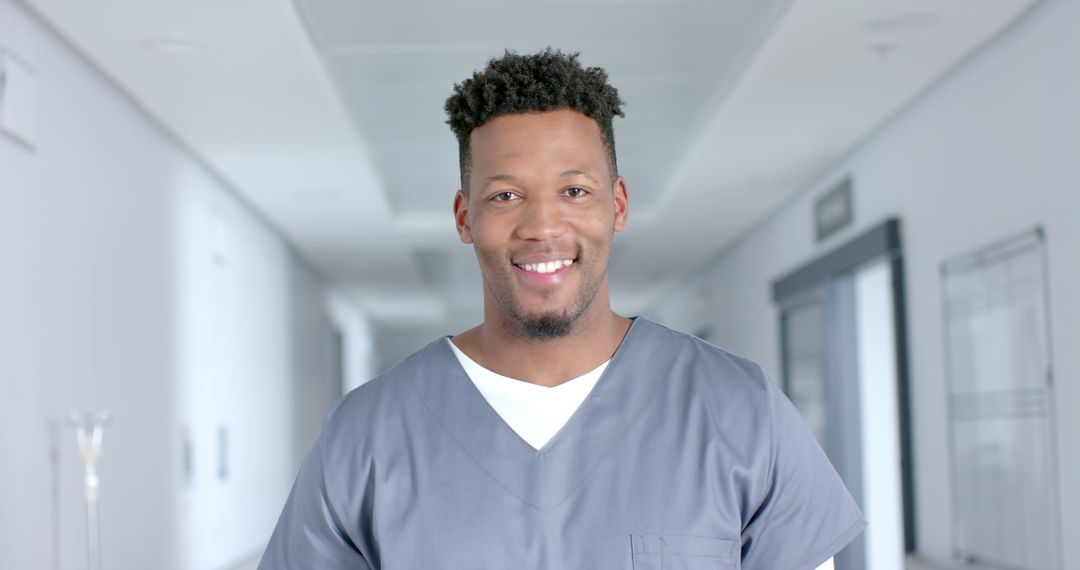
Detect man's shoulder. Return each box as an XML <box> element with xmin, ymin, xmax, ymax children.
<box><xmin>629</xmin><ymin>319</ymin><xmax>782</xmax><ymax>452</ymax></box>
<box><xmin>321</xmin><ymin>336</ymin><xmax>450</xmax><ymax>434</ymax></box>
<box><xmin>635</xmin><ymin>318</ymin><xmax>772</xmax><ymax>393</ymax></box>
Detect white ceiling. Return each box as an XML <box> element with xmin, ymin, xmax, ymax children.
<box><xmin>20</xmin><ymin>0</ymin><xmax>1038</xmax><ymax>331</ymax></box>
<box><xmin>297</xmin><ymin>0</ymin><xmax>789</xmax><ymax>215</ymax></box>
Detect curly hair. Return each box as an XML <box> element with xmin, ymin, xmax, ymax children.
<box><xmin>445</xmin><ymin>48</ymin><xmax>625</xmax><ymax>189</ymax></box>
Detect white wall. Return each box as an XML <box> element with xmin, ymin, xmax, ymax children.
<box><xmin>0</xmin><ymin>1</ymin><xmax>371</xmax><ymax>567</ymax></box>
<box><xmin>172</xmin><ymin>166</ymin><xmax>346</xmax><ymax>570</ymax></box>
<box><xmin>327</xmin><ymin>290</ymin><xmax>377</xmax><ymax>393</ymax></box>
<box><xmin>649</xmin><ymin>0</ymin><xmax>1079</xmax><ymax>566</ymax></box>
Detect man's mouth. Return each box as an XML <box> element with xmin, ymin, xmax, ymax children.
<box><xmin>514</xmin><ymin>259</ymin><xmax>574</xmax><ymax>274</ymax></box>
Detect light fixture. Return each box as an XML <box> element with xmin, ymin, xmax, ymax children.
<box><xmin>140</xmin><ymin>35</ymin><xmax>211</xmax><ymax>55</ymax></box>
<box><xmin>862</xmin><ymin>12</ymin><xmax>936</xmax><ymax>35</ymax></box>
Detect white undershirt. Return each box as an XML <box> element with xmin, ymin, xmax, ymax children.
<box><xmin>447</xmin><ymin>339</ymin><xmax>610</xmax><ymax>450</ymax></box>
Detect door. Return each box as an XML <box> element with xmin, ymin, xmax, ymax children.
<box><xmin>774</xmin><ymin>219</ymin><xmax>912</xmax><ymax>570</ymax></box>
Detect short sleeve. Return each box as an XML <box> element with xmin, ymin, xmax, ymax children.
<box><xmin>259</xmin><ymin>403</ymin><xmax>371</xmax><ymax>570</ymax></box>
<box><xmin>740</xmin><ymin>379</ymin><xmax>866</xmax><ymax>570</ymax></box>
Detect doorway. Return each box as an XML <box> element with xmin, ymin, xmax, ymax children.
<box><xmin>773</xmin><ymin>219</ymin><xmax>914</xmax><ymax>570</ymax></box>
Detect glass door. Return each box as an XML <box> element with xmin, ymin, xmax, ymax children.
<box><xmin>774</xmin><ymin>219</ymin><xmax>912</xmax><ymax>570</ymax></box>
<box><xmin>781</xmin><ymin>297</ymin><xmax>828</xmax><ymax>449</ymax></box>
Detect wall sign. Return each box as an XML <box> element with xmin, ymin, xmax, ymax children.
<box><xmin>814</xmin><ymin>178</ymin><xmax>853</xmax><ymax>242</ymax></box>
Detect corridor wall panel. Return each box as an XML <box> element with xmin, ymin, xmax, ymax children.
<box><xmin>0</xmin><ymin>1</ymin><xmax>365</xmax><ymax>568</ymax></box>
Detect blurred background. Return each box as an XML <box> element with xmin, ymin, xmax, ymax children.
<box><xmin>1</xmin><ymin>0</ymin><xmax>1076</xmax><ymax>568</ymax></box>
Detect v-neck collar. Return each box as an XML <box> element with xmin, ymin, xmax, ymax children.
<box><xmin>408</xmin><ymin>317</ymin><xmax>683</xmax><ymax>511</ymax></box>
<box><xmin>446</xmin><ymin>337</ymin><xmax>610</xmax><ymax>394</ymax></box>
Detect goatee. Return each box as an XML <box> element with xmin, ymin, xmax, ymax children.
<box><xmin>520</xmin><ymin>314</ymin><xmax>575</xmax><ymax>341</ymax></box>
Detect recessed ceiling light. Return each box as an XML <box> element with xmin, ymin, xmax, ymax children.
<box><xmin>862</xmin><ymin>12</ymin><xmax>936</xmax><ymax>35</ymax></box>
<box><xmin>141</xmin><ymin>35</ymin><xmax>211</xmax><ymax>55</ymax></box>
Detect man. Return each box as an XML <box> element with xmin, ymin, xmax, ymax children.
<box><xmin>261</xmin><ymin>49</ymin><xmax>863</xmax><ymax>569</ymax></box>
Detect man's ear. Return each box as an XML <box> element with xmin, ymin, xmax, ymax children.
<box><xmin>453</xmin><ymin>190</ymin><xmax>473</xmax><ymax>244</ymax></box>
<box><xmin>612</xmin><ymin>176</ymin><xmax>629</xmax><ymax>232</ymax></box>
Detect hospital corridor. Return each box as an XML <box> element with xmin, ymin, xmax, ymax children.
<box><xmin>1</xmin><ymin>0</ymin><xmax>1077</xmax><ymax>568</ymax></box>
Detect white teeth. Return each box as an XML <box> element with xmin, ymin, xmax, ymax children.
<box><xmin>518</xmin><ymin>259</ymin><xmax>573</xmax><ymax>274</ymax></box>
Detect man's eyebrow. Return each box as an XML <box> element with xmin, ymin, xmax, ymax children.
<box><xmin>560</xmin><ymin>168</ymin><xmax>598</xmax><ymax>181</ymax></box>
<box><xmin>484</xmin><ymin>174</ymin><xmax>518</xmax><ymax>184</ymax></box>
<box><xmin>483</xmin><ymin>170</ymin><xmax>597</xmax><ymax>184</ymax></box>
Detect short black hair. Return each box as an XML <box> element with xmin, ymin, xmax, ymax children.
<box><xmin>445</xmin><ymin>48</ymin><xmax>625</xmax><ymax>189</ymax></box>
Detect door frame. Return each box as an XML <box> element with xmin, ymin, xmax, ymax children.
<box><xmin>772</xmin><ymin>217</ymin><xmax>916</xmax><ymax>554</ymax></box>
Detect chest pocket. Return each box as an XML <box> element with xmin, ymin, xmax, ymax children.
<box><xmin>631</xmin><ymin>534</ymin><xmax>739</xmax><ymax>570</ymax></box>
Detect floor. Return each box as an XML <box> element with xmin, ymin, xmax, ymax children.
<box><xmin>906</xmin><ymin>555</ymin><xmax>1002</xmax><ymax>570</ymax></box>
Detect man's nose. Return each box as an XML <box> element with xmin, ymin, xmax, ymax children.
<box><xmin>515</xmin><ymin>194</ymin><xmax>568</xmax><ymax>241</ymax></box>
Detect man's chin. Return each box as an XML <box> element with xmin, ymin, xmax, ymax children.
<box><xmin>518</xmin><ymin>313</ymin><xmax>575</xmax><ymax>341</ymax></box>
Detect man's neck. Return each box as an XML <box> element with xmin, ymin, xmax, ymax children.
<box><xmin>454</xmin><ymin>309</ymin><xmax>632</xmax><ymax>388</ymax></box>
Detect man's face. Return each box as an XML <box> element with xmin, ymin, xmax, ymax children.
<box><xmin>453</xmin><ymin>109</ymin><xmax>629</xmax><ymax>340</ymax></box>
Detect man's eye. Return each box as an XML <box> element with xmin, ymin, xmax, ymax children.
<box><xmin>565</xmin><ymin>187</ymin><xmax>588</xmax><ymax>199</ymax></box>
<box><xmin>492</xmin><ymin>191</ymin><xmax>517</xmax><ymax>202</ymax></box>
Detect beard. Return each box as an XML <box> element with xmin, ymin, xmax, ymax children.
<box><xmin>480</xmin><ymin>247</ymin><xmax>605</xmax><ymax>341</ymax></box>
<box><xmin>505</xmin><ymin>290</ymin><xmax>598</xmax><ymax>341</ymax></box>
<box><xmin>519</xmin><ymin>313</ymin><xmax>575</xmax><ymax>341</ymax></box>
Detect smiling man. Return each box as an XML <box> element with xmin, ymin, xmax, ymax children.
<box><xmin>448</xmin><ymin>106</ymin><xmax>630</xmax><ymax>390</ymax></box>
<box><xmin>261</xmin><ymin>49</ymin><xmax>863</xmax><ymax>570</ymax></box>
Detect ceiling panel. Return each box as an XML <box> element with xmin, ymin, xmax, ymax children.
<box><xmin>302</xmin><ymin>1</ymin><xmax>774</xmax><ymax>53</ymax></box>
<box><xmin>297</xmin><ymin>0</ymin><xmax>791</xmax><ymax>218</ymax></box>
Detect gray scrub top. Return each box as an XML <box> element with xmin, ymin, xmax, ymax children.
<box><xmin>261</xmin><ymin>318</ymin><xmax>865</xmax><ymax>569</ymax></box>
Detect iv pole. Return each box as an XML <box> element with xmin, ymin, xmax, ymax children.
<box><xmin>68</xmin><ymin>410</ymin><xmax>111</xmax><ymax>570</ymax></box>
